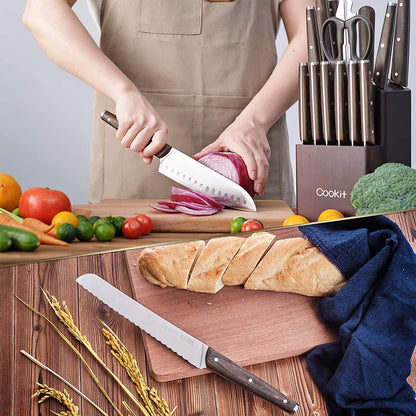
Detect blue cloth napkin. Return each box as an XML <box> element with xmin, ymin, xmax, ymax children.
<box><xmin>299</xmin><ymin>215</ymin><xmax>416</xmax><ymax>416</ymax></box>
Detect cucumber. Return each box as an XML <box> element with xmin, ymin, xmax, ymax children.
<box><xmin>0</xmin><ymin>232</ymin><xmax>12</xmax><ymax>252</ymax></box>
<box><xmin>0</xmin><ymin>225</ymin><xmax>40</xmax><ymax>251</ymax></box>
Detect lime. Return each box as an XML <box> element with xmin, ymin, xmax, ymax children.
<box><xmin>56</xmin><ymin>223</ymin><xmax>77</xmax><ymax>243</ymax></box>
<box><xmin>230</xmin><ymin>216</ymin><xmax>247</xmax><ymax>234</ymax></box>
<box><xmin>107</xmin><ymin>215</ymin><xmax>126</xmax><ymax>235</ymax></box>
<box><xmin>93</xmin><ymin>217</ymin><xmax>111</xmax><ymax>231</ymax></box>
<box><xmin>95</xmin><ymin>222</ymin><xmax>116</xmax><ymax>242</ymax></box>
<box><xmin>76</xmin><ymin>221</ymin><xmax>95</xmax><ymax>242</ymax></box>
<box><xmin>88</xmin><ymin>215</ymin><xmax>101</xmax><ymax>226</ymax></box>
<box><xmin>76</xmin><ymin>214</ymin><xmax>89</xmax><ymax>223</ymax></box>
<box><xmin>0</xmin><ymin>232</ymin><xmax>12</xmax><ymax>252</ymax></box>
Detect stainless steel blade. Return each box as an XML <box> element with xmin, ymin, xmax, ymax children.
<box><xmin>76</xmin><ymin>273</ymin><xmax>209</xmax><ymax>369</ymax></box>
<box><xmin>159</xmin><ymin>148</ymin><xmax>256</xmax><ymax>211</ymax></box>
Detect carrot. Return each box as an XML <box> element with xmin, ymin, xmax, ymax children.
<box><xmin>22</xmin><ymin>217</ymin><xmax>54</xmax><ymax>233</ymax></box>
<box><xmin>47</xmin><ymin>227</ymin><xmax>58</xmax><ymax>238</ymax></box>
<box><xmin>0</xmin><ymin>213</ymin><xmax>67</xmax><ymax>246</ymax></box>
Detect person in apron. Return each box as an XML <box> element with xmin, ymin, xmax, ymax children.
<box><xmin>23</xmin><ymin>0</ymin><xmax>313</xmax><ymax>208</ymax></box>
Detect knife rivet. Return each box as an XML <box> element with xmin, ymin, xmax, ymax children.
<box><xmin>380</xmin><ymin>43</ymin><xmax>385</xmax><ymax>48</ymax></box>
<box><xmin>214</xmin><ymin>357</ymin><xmax>219</xmax><ymax>362</ymax></box>
<box><xmin>397</xmin><ymin>37</ymin><xmax>401</xmax><ymax>42</ymax></box>
<box><xmin>248</xmin><ymin>378</ymin><xmax>253</xmax><ymax>383</ymax></box>
<box><xmin>283</xmin><ymin>399</ymin><xmax>288</xmax><ymax>404</ymax></box>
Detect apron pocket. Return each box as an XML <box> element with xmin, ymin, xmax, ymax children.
<box><xmin>139</xmin><ymin>0</ymin><xmax>203</xmax><ymax>35</ymax></box>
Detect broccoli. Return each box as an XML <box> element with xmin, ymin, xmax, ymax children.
<box><xmin>350</xmin><ymin>163</ymin><xmax>416</xmax><ymax>215</ymax></box>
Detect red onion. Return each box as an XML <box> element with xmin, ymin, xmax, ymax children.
<box><xmin>197</xmin><ymin>152</ymin><xmax>255</xmax><ymax>197</ymax></box>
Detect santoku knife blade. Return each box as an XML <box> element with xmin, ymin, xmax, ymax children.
<box><xmin>76</xmin><ymin>273</ymin><xmax>300</xmax><ymax>414</ymax></box>
<box><xmin>101</xmin><ymin>111</ymin><xmax>256</xmax><ymax>211</ymax></box>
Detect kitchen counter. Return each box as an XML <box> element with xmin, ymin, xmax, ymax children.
<box><xmin>3</xmin><ymin>210</ymin><xmax>416</xmax><ymax>416</ymax></box>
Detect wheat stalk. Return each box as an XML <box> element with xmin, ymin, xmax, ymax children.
<box><xmin>33</xmin><ymin>383</ymin><xmax>80</xmax><ymax>416</ymax></box>
<box><xmin>102</xmin><ymin>322</ymin><xmax>173</xmax><ymax>416</ymax></box>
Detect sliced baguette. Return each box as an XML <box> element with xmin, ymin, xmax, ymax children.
<box><xmin>187</xmin><ymin>236</ymin><xmax>245</xmax><ymax>293</ymax></box>
<box><xmin>244</xmin><ymin>237</ymin><xmax>345</xmax><ymax>297</ymax></box>
<box><xmin>138</xmin><ymin>240</ymin><xmax>205</xmax><ymax>289</ymax></box>
<box><xmin>222</xmin><ymin>232</ymin><xmax>276</xmax><ymax>286</ymax></box>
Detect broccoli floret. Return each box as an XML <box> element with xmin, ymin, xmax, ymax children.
<box><xmin>350</xmin><ymin>163</ymin><xmax>416</xmax><ymax>215</ymax></box>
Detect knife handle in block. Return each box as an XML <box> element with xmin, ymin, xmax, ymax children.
<box><xmin>359</xmin><ymin>60</ymin><xmax>375</xmax><ymax>146</ymax></box>
<box><xmin>100</xmin><ymin>110</ymin><xmax>172</xmax><ymax>158</ymax></box>
<box><xmin>327</xmin><ymin>0</ymin><xmax>339</xmax><ymax>59</ymax></box>
<box><xmin>206</xmin><ymin>347</ymin><xmax>299</xmax><ymax>414</ymax></box>
<box><xmin>320</xmin><ymin>61</ymin><xmax>335</xmax><ymax>145</ymax></box>
<box><xmin>309</xmin><ymin>62</ymin><xmax>323</xmax><ymax>145</ymax></box>
<box><xmin>347</xmin><ymin>60</ymin><xmax>360</xmax><ymax>145</ymax></box>
<box><xmin>306</xmin><ymin>7</ymin><xmax>321</xmax><ymax>63</ymax></box>
<box><xmin>358</xmin><ymin>6</ymin><xmax>375</xmax><ymax>71</ymax></box>
<box><xmin>373</xmin><ymin>3</ymin><xmax>397</xmax><ymax>90</ymax></box>
<box><xmin>334</xmin><ymin>60</ymin><xmax>347</xmax><ymax>145</ymax></box>
<box><xmin>316</xmin><ymin>0</ymin><xmax>333</xmax><ymax>61</ymax></box>
<box><xmin>299</xmin><ymin>63</ymin><xmax>312</xmax><ymax>144</ymax></box>
<box><xmin>390</xmin><ymin>0</ymin><xmax>410</xmax><ymax>87</ymax></box>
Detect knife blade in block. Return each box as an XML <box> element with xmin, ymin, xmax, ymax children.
<box><xmin>390</xmin><ymin>0</ymin><xmax>410</xmax><ymax>87</ymax></box>
<box><xmin>299</xmin><ymin>63</ymin><xmax>313</xmax><ymax>144</ymax></box>
<box><xmin>76</xmin><ymin>273</ymin><xmax>300</xmax><ymax>414</ymax></box>
<box><xmin>359</xmin><ymin>60</ymin><xmax>375</xmax><ymax>146</ymax></box>
<box><xmin>373</xmin><ymin>2</ymin><xmax>397</xmax><ymax>90</ymax></box>
<box><xmin>101</xmin><ymin>111</ymin><xmax>256</xmax><ymax>211</ymax></box>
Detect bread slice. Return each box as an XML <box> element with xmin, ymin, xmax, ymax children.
<box><xmin>187</xmin><ymin>236</ymin><xmax>245</xmax><ymax>293</ymax></box>
<box><xmin>244</xmin><ymin>237</ymin><xmax>345</xmax><ymax>297</ymax></box>
<box><xmin>222</xmin><ymin>232</ymin><xmax>276</xmax><ymax>286</ymax></box>
<box><xmin>138</xmin><ymin>240</ymin><xmax>205</xmax><ymax>289</ymax></box>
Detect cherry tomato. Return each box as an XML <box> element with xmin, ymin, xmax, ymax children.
<box><xmin>241</xmin><ymin>219</ymin><xmax>263</xmax><ymax>233</ymax></box>
<box><xmin>19</xmin><ymin>187</ymin><xmax>71</xmax><ymax>224</ymax></box>
<box><xmin>135</xmin><ymin>214</ymin><xmax>153</xmax><ymax>235</ymax></box>
<box><xmin>122</xmin><ymin>218</ymin><xmax>143</xmax><ymax>239</ymax></box>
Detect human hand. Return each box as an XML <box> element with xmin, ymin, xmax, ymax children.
<box><xmin>193</xmin><ymin>115</ymin><xmax>271</xmax><ymax>197</ymax></box>
<box><xmin>114</xmin><ymin>88</ymin><xmax>168</xmax><ymax>164</ymax></box>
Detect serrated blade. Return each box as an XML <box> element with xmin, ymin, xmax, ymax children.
<box><xmin>159</xmin><ymin>148</ymin><xmax>256</xmax><ymax>211</ymax></box>
<box><xmin>76</xmin><ymin>273</ymin><xmax>208</xmax><ymax>369</ymax></box>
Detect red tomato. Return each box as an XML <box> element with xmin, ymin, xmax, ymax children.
<box><xmin>19</xmin><ymin>187</ymin><xmax>71</xmax><ymax>224</ymax></box>
<box><xmin>241</xmin><ymin>220</ymin><xmax>263</xmax><ymax>233</ymax></box>
<box><xmin>122</xmin><ymin>218</ymin><xmax>143</xmax><ymax>239</ymax></box>
<box><xmin>135</xmin><ymin>214</ymin><xmax>153</xmax><ymax>235</ymax></box>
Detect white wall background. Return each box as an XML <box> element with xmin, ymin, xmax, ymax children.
<box><xmin>1</xmin><ymin>1</ymin><xmax>415</xmax><ymax>204</ymax></box>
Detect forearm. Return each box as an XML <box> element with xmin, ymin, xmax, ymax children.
<box><xmin>23</xmin><ymin>0</ymin><xmax>136</xmax><ymax>101</ymax></box>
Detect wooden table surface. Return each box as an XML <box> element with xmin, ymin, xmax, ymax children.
<box><xmin>2</xmin><ymin>211</ymin><xmax>416</xmax><ymax>416</ymax></box>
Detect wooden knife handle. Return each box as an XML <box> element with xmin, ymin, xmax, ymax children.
<box><xmin>299</xmin><ymin>63</ymin><xmax>312</xmax><ymax>144</ymax></box>
<box><xmin>306</xmin><ymin>7</ymin><xmax>321</xmax><ymax>63</ymax></box>
<box><xmin>100</xmin><ymin>111</ymin><xmax>171</xmax><ymax>158</ymax></box>
<box><xmin>206</xmin><ymin>347</ymin><xmax>299</xmax><ymax>414</ymax></box>
<box><xmin>358</xmin><ymin>6</ymin><xmax>375</xmax><ymax>70</ymax></box>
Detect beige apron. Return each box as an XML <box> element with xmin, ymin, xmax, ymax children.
<box><xmin>88</xmin><ymin>0</ymin><xmax>295</xmax><ymax>207</ymax></box>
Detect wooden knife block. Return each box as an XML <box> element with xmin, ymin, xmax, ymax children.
<box><xmin>296</xmin><ymin>144</ymin><xmax>383</xmax><ymax>221</ymax></box>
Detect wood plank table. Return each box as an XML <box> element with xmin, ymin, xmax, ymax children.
<box><xmin>2</xmin><ymin>211</ymin><xmax>416</xmax><ymax>416</ymax></box>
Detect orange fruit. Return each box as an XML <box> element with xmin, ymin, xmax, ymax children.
<box><xmin>318</xmin><ymin>209</ymin><xmax>345</xmax><ymax>222</ymax></box>
<box><xmin>51</xmin><ymin>211</ymin><xmax>79</xmax><ymax>228</ymax></box>
<box><xmin>0</xmin><ymin>173</ymin><xmax>22</xmax><ymax>211</ymax></box>
<box><xmin>282</xmin><ymin>214</ymin><xmax>310</xmax><ymax>226</ymax></box>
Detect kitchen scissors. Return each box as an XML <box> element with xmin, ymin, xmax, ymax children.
<box><xmin>321</xmin><ymin>0</ymin><xmax>374</xmax><ymax>64</ymax></box>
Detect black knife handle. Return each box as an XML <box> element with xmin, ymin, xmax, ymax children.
<box><xmin>206</xmin><ymin>347</ymin><xmax>299</xmax><ymax>414</ymax></box>
<box><xmin>390</xmin><ymin>0</ymin><xmax>410</xmax><ymax>87</ymax></box>
<box><xmin>306</xmin><ymin>7</ymin><xmax>321</xmax><ymax>63</ymax></box>
<box><xmin>100</xmin><ymin>110</ymin><xmax>172</xmax><ymax>158</ymax></box>
<box><xmin>373</xmin><ymin>3</ymin><xmax>397</xmax><ymax>90</ymax></box>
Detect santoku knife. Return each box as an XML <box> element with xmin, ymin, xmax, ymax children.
<box><xmin>101</xmin><ymin>111</ymin><xmax>256</xmax><ymax>211</ymax></box>
<box><xmin>390</xmin><ymin>0</ymin><xmax>410</xmax><ymax>87</ymax></box>
<box><xmin>76</xmin><ymin>273</ymin><xmax>300</xmax><ymax>414</ymax></box>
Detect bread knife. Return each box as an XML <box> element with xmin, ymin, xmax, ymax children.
<box><xmin>334</xmin><ymin>60</ymin><xmax>348</xmax><ymax>145</ymax></box>
<box><xmin>358</xmin><ymin>6</ymin><xmax>375</xmax><ymax>70</ymax></box>
<box><xmin>359</xmin><ymin>60</ymin><xmax>375</xmax><ymax>146</ymax></box>
<box><xmin>390</xmin><ymin>0</ymin><xmax>410</xmax><ymax>87</ymax></box>
<box><xmin>320</xmin><ymin>61</ymin><xmax>335</xmax><ymax>145</ymax></box>
<box><xmin>101</xmin><ymin>111</ymin><xmax>256</xmax><ymax>211</ymax></box>
<box><xmin>373</xmin><ymin>3</ymin><xmax>397</xmax><ymax>90</ymax></box>
<box><xmin>76</xmin><ymin>273</ymin><xmax>300</xmax><ymax>414</ymax></box>
<box><xmin>347</xmin><ymin>60</ymin><xmax>360</xmax><ymax>145</ymax></box>
<box><xmin>299</xmin><ymin>63</ymin><xmax>313</xmax><ymax>144</ymax></box>
<box><xmin>309</xmin><ymin>61</ymin><xmax>323</xmax><ymax>144</ymax></box>
<box><xmin>306</xmin><ymin>7</ymin><xmax>322</xmax><ymax>63</ymax></box>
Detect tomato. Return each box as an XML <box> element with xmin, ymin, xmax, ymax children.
<box><xmin>122</xmin><ymin>218</ymin><xmax>143</xmax><ymax>239</ymax></box>
<box><xmin>135</xmin><ymin>214</ymin><xmax>153</xmax><ymax>235</ymax></box>
<box><xmin>241</xmin><ymin>219</ymin><xmax>263</xmax><ymax>233</ymax></box>
<box><xmin>19</xmin><ymin>187</ymin><xmax>71</xmax><ymax>224</ymax></box>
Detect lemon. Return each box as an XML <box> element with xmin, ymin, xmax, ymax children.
<box><xmin>52</xmin><ymin>211</ymin><xmax>79</xmax><ymax>228</ymax></box>
<box><xmin>282</xmin><ymin>214</ymin><xmax>310</xmax><ymax>226</ymax></box>
<box><xmin>317</xmin><ymin>209</ymin><xmax>345</xmax><ymax>222</ymax></box>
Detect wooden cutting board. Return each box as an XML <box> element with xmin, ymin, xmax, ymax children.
<box><xmin>73</xmin><ymin>199</ymin><xmax>294</xmax><ymax>233</ymax></box>
<box><xmin>125</xmin><ymin>228</ymin><xmax>339</xmax><ymax>382</ymax></box>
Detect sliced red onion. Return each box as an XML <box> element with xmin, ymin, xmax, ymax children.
<box><xmin>170</xmin><ymin>186</ymin><xmax>224</xmax><ymax>209</ymax></box>
<box><xmin>175</xmin><ymin>205</ymin><xmax>220</xmax><ymax>216</ymax></box>
<box><xmin>149</xmin><ymin>204</ymin><xmax>179</xmax><ymax>213</ymax></box>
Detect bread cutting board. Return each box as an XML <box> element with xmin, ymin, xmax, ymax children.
<box><xmin>73</xmin><ymin>199</ymin><xmax>294</xmax><ymax>233</ymax></box>
<box><xmin>125</xmin><ymin>228</ymin><xmax>339</xmax><ymax>382</ymax></box>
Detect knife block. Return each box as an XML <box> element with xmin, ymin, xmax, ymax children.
<box><xmin>296</xmin><ymin>144</ymin><xmax>384</xmax><ymax>221</ymax></box>
<box><xmin>373</xmin><ymin>84</ymin><xmax>412</xmax><ymax>166</ymax></box>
